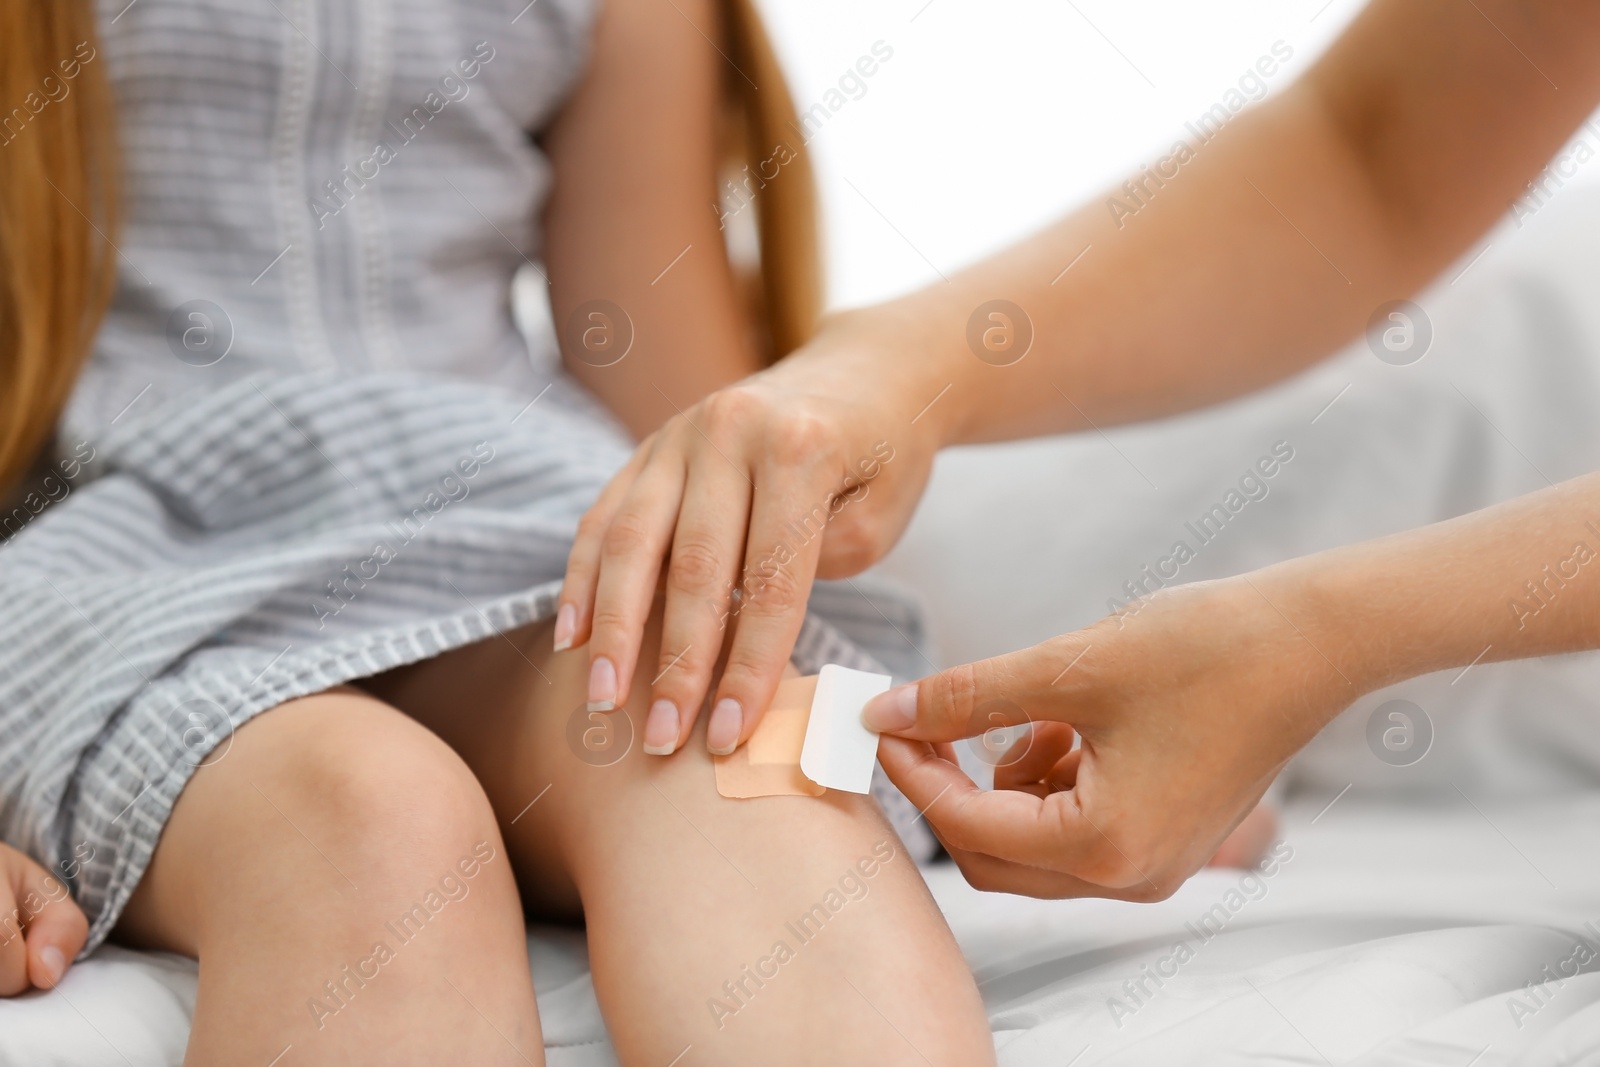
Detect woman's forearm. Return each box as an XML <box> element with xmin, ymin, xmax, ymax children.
<box><xmin>1276</xmin><ymin>472</ymin><xmax>1600</xmax><ymax>697</ymax></box>
<box><xmin>860</xmin><ymin>0</ymin><xmax>1600</xmax><ymax>449</ymax></box>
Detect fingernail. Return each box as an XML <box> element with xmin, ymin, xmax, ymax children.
<box><xmin>706</xmin><ymin>698</ymin><xmax>743</xmax><ymax>755</ymax></box>
<box><xmin>552</xmin><ymin>603</ymin><xmax>576</xmax><ymax>652</ymax></box>
<box><xmin>587</xmin><ymin>656</ymin><xmax>618</xmax><ymax>711</ymax></box>
<box><xmin>38</xmin><ymin>946</ymin><xmax>64</xmax><ymax>988</ymax></box>
<box><xmin>863</xmin><ymin>684</ymin><xmax>918</xmax><ymax>732</ymax></box>
<box><xmin>643</xmin><ymin>700</ymin><xmax>680</xmax><ymax>755</ymax></box>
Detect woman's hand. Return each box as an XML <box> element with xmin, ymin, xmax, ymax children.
<box><xmin>556</xmin><ymin>314</ymin><xmax>953</xmax><ymax>756</ymax></box>
<box><xmin>871</xmin><ymin>469</ymin><xmax>1600</xmax><ymax>898</ymax></box>
<box><xmin>871</xmin><ymin>574</ymin><xmax>1359</xmax><ymax>899</ymax></box>
<box><xmin>0</xmin><ymin>842</ymin><xmax>88</xmax><ymax>994</ymax></box>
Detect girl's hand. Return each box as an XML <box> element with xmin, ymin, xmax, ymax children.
<box><xmin>0</xmin><ymin>842</ymin><xmax>88</xmax><ymax>994</ymax></box>
<box><xmin>871</xmin><ymin>574</ymin><xmax>1357</xmax><ymax>899</ymax></box>
<box><xmin>557</xmin><ymin>317</ymin><xmax>950</xmax><ymax>756</ymax></box>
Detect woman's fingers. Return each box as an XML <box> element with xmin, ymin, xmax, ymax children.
<box><xmin>878</xmin><ymin>735</ymin><xmax>1161</xmax><ymax>894</ymax></box>
<box><xmin>704</xmin><ymin>448</ymin><xmax>837</xmax><ymax>754</ymax></box>
<box><xmin>993</xmin><ymin>722</ymin><xmax>1076</xmax><ymax>792</ymax></box>
<box><xmin>936</xmin><ymin>837</ymin><xmax>1108</xmax><ymax>899</ymax></box>
<box><xmin>646</xmin><ymin>459</ymin><xmax>754</xmax><ymax>754</ymax></box>
<box><xmin>884</xmin><ymin>739</ymin><xmax>1102</xmax><ymax>897</ymax></box>
<box><xmin>878</xmin><ymin>736</ymin><xmax>1070</xmax><ymax>868</ymax></box>
<box><xmin>1043</xmin><ymin>748</ymin><xmax>1082</xmax><ymax>793</ymax></box>
<box><xmin>584</xmin><ymin>459</ymin><xmax>688</xmax><ymax>711</ymax></box>
<box><xmin>557</xmin><ymin>444</ymin><xmax>652</xmax><ymax>652</ymax></box>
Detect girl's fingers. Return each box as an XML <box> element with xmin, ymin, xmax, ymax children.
<box><xmin>17</xmin><ymin>864</ymin><xmax>85</xmax><ymax>991</ymax></box>
<box><xmin>585</xmin><ymin>459</ymin><xmax>688</xmax><ymax>711</ymax></box>
<box><xmin>0</xmin><ymin>853</ymin><xmax>86</xmax><ymax>996</ymax></box>
<box><xmin>0</xmin><ymin>883</ymin><xmax>25</xmax><ymax>996</ymax></box>
<box><xmin>557</xmin><ymin>444</ymin><xmax>652</xmax><ymax>652</ymax></box>
<box><xmin>705</xmin><ymin>454</ymin><xmax>836</xmax><ymax>755</ymax></box>
<box><xmin>647</xmin><ymin>460</ymin><xmax>753</xmax><ymax>755</ymax></box>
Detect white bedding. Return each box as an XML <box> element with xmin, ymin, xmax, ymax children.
<box><xmin>10</xmin><ymin>794</ymin><xmax>1600</xmax><ymax>1066</ymax></box>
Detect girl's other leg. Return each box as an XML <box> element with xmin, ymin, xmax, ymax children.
<box><xmin>115</xmin><ymin>692</ymin><xmax>545</xmax><ymax>1066</ymax></box>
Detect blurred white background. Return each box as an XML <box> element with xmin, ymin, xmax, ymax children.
<box><xmin>762</xmin><ymin>0</ymin><xmax>1365</xmax><ymax>307</ymax></box>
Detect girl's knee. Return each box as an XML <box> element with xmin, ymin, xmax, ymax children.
<box><xmin>271</xmin><ymin>695</ymin><xmax>494</xmax><ymax>846</ymax></box>
<box><xmin>123</xmin><ymin>690</ymin><xmax>510</xmax><ymax>951</ymax></box>
<box><xmin>206</xmin><ymin>692</ymin><xmax>495</xmax><ymax>858</ymax></box>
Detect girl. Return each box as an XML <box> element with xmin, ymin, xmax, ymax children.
<box><xmin>0</xmin><ymin>0</ymin><xmax>997</xmax><ymax>1062</ymax></box>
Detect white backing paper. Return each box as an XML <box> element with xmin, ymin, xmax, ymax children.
<box><xmin>800</xmin><ymin>664</ymin><xmax>892</xmax><ymax>794</ymax></box>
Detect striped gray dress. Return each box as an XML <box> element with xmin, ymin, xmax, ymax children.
<box><xmin>1</xmin><ymin>0</ymin><xmax>931</xmax><ymax>956</ymax></box>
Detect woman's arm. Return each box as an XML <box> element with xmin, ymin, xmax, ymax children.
<box><xmin>872</xmin><ymin>471</ymin><xmax>1600</xmax><ymax>898</ymax></box>
<box><xmin>542</xmin><ymin>0</ymin><xmax>758</xmax><ymax>440</ymax></box>
<box><xmin>879</xmin><ymin>0</ymin><xmax>1600</xmax><ymax>445</ymax></box>
<box><xmin>559</xmin><ymin>0</ymin><xmax>1600</xmax><ymax>760</ymax></box>
<box><xmin>1298</xmin><ymin>474</ymin><xmax>1600</xmax><ymax>688</ymax></box>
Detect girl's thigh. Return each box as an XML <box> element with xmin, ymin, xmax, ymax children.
<box><xmin>363</xmin><ymin>604</ymin><xmax>997</xmax><ymax>1067</ymax></box>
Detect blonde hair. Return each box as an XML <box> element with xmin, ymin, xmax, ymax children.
<box><xmin>0</xmin><ymin>0</ymin><xmax>119</xmax><ymax>493</ymax></box>
<box><xmin>0</xmin><ymin>0</ymin><xmax>814</xmax><ymax>495</ymax></box>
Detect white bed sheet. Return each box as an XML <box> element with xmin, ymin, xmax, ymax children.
<box><xmin>8</xmin><ymin>794</ymin><xmax>1600</xmax><ymax>1066</ymax></box>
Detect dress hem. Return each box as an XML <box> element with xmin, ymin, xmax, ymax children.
<box><xmin>83</xmin><ymin>579</ymin><xmax>561</xmax><ymax>955</ymax></box>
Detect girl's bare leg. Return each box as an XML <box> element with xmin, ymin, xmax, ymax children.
<box><xmin>365</xmin><ymin>605</ymin><xmax>997</xmax><ymax>1067</ymax></box>
<box><xmin>115</xmin><ymin>693</ymin><xmax>545</xmax><ymax>1066</ymax></box>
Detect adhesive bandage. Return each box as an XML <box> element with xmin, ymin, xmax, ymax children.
<box><xmin>715</xmin><ymin>665</ymin><xmax>891</xmax><ymax>798</ymax></box>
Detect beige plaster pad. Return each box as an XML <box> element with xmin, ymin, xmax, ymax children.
<box><xmin>714</xmin><ymin>675</ymin><xmax>826</xmax><ymax>798</ymax></box>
